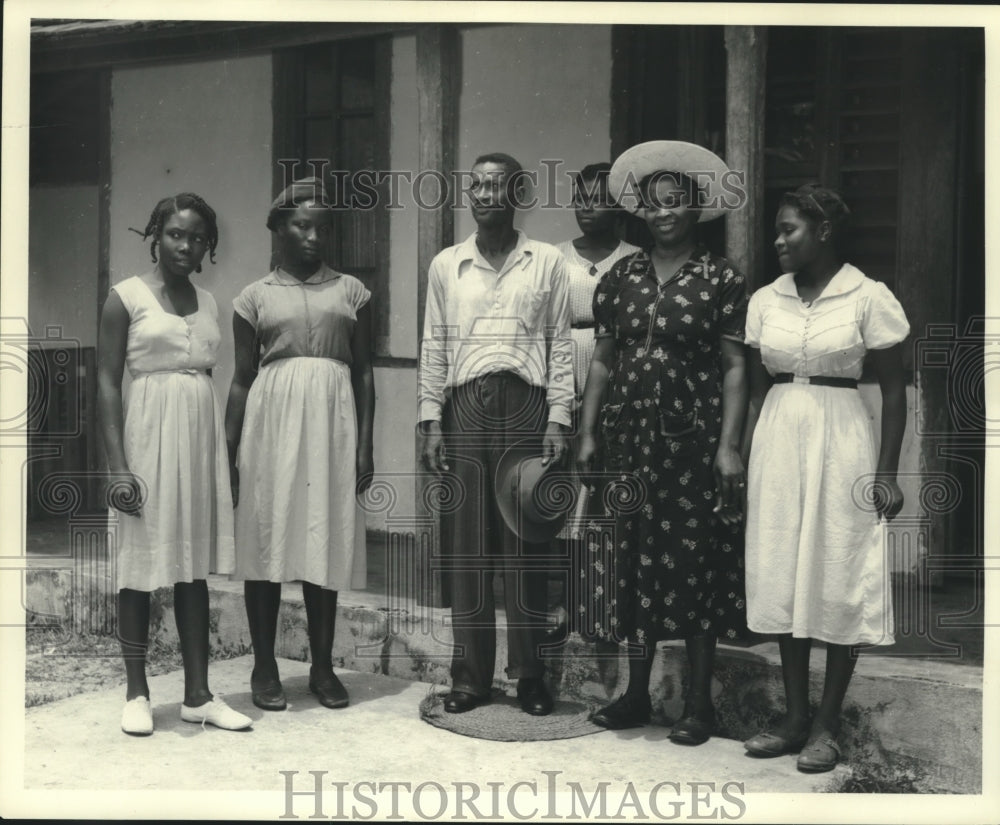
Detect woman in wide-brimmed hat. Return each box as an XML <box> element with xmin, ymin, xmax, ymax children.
<box><xmin>577</xmin><ymin>141</ymin><xmax>748</xmax><ymax>745</ymax></box>
<box><xmin>225</xmin><ymin>177</ymin><xmax>375</xmax><ymax>712</ymax></box>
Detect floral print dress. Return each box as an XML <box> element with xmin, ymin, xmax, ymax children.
<box><xmin>583</xmin><ymin>247</ymin><xmax>748</xmax><ymax>645</ymax></box>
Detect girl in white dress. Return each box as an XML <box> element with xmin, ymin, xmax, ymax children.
<box><xmin>97</xmin><ymin>193</ymin><xmax>251</xmax><ymax>735</ymax></box>
<box><xmin>225</xmin><ymin>178</ymin><xmax>375</xmax><ymax>712</ymax></box>
<box><xmin>551</xmin><ymin>163</ymin><xmax>641</xmax><ymax>636</ymax></box>
<box><xmin>741</xmin><ymin>185</ymin><xmax>909</xmax><ymax>772</ymax></box>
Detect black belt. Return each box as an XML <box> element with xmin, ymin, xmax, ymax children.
<box><xmin>571</xmin><ymin>321</ymin><xmax>595</xmax><ymax>330</ymax></box>
<box><xmin>772</xmin><ymin>373</ymin><xmax>857</xmax><ymax>389</ymax></box>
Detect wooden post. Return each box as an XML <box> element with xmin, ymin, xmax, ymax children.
<box><xmin>724</xmin><ymin>26</ymin><xmax>767</xmax><ymax>291</ymax></box>
<box><xmin>415</xmin><ymin>24</ymin><xmax>458</xmax><ymax>607</ymax></box>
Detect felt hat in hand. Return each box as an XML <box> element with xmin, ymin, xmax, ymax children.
<box><xmin>496</xmin><ymin>442</ymin><xmax>575</xmax><ymax>543</ymax></box>
<box><xmin>608</xmin><ymin>140</ymin><xmax>736</xmax><ymax>221</ymax></box>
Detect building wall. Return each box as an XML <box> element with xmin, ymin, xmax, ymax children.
<box><xmin>455</xmin><ymin>24</ymin><xmax>614</xmax><ymax>246</ymax></box>
<box><xmin>109</xmin><ymin>54</ymin><xmax>274</xmax><ymax>401</ymax></box>
<box><xmin>28</xmin><ymin>185</ymin><xmax>99</xmax><ymax>347</ymax></box>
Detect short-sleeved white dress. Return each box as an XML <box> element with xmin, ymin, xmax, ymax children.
<box><xmin>232</xmin><ymin>265</ymin><xmax>370</xmax><ymax>590</ymax></box>
<box><xmin>554</xmin><ymin>239</ymin><xmax>642</xmax><ymax>399</ymax></box>
<box><xmin>111</xmin><ymin>276</ymin><xmax>235</xmax><ymax>591</ymax></box>
<box><xmin>744</xmin><ymin>264</ymin><xmax>910</xmax><ymax>645</ymax></box>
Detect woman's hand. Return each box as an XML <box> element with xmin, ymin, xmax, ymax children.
<box><xmin>356</xmin><ymin>446</ymin><xmax>374</xmax><ymax>496</ymax></box>
<box><xmin>577</xmin><ymin>432</ymin><xmax>598</xmax><ymax>483</ymax></box>
<box><xmin>107</xmin><ymin>469</ymin><xmax>144</xmax><ymax>517</ymax></box>
<box><xmin>712</xmin><ymin>445</ymin><xmax>745</xmax><ymax>525</ymax></box>
<box><xmin>872</xmin><ymin>475</ymin><xmax>904</xmax><ymax>522</ymax></box>
<box><xmin>230</xmin><ymin>463</ymin><xmax>240</xmax><ymax>508</ymax></box>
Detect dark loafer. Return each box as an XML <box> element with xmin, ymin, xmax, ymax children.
<box><xmin>590</xmin><ymin>693</ymin><xmax>651</xmax><ymax>730</ymax></box>
<box><xmin>516</xmin><ymin>678</ymin><xmax>554</xmax><ymax>716</ymax></box>
<box><xmin>797</xmin><ymin>734</ymin><xmax>841</xmax><ymax>773</ymax></box>
<box><xmin>251</xmin><ymin>668</ymin><xmax>287</xmax><ymax>711</ymax></box>
<box><xmin>744</xmin><ymin>728</ymin><xmax>810</xmax><ymax>757</ymax></box>
<box><xmin>668</xmin><ymin>706</ymin><xmax>716</xmax><ymax>745</ymax></box>
<box><xmin>309</xmin><ymin>668</ymin><xmax>349</xmax><ymax>709</ymax></box>
<box><xmin>443</xmin><ymin>691</ymin><xmax>489</xmax><ymax>714</ymax></box>
<box><xmin>251</xmin><ymin>681</ymin><xmax>287</xmax><ymax>711</ymax></box>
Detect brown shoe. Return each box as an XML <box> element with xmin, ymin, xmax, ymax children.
<box><xmin>796</xmin><ymin>734</ymin><xmax>841</xmax><ymax>773</ymax></box>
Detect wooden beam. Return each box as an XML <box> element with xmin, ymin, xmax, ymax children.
<box><xmin>416</xmin><ymin>23</ymin><xmax>458</xmax><ymax>338</ymax></box>
<box><xmin>724</xmin><ymin>26</ymin><xmax>768</xmax><ymax>291</ymax></box>
<box><xmin>93</xmin><ymin>67</ymin><xmax>112</xmax><ymax>491</ymax></box>
<box><xmin>372</xmin><ymin>36</ymin><xmax>393</xmax><ymax>359</ymax></box>
<box><xmin>415</xmin><ymin>23</ymin><xmax>459</xmax><ymax>608</ymax></box>
<box><xmin>31</xmin><ymin>21</ymin><xmax>415</xmax><ymax>74</ymax></box>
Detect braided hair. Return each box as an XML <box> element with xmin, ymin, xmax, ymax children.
<box><xmin>779</xmin><ymin>184</ymin><xmax>851</xmax><ymax>248</ymax></box>
<box><xmin>134</xmin><ymin>193</ymin><xmax>219</xmax><ymax>272</ymax></box>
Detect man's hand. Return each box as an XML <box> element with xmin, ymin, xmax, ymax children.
<box><xmin>541</xmin><ymin>421</ymin><xmax>567</xmax><ymax>467</ymax></box>
<box><xmin>420</xmin><ymin>420</ymin><xmax>449</xmax><ymax>474</ymax></box>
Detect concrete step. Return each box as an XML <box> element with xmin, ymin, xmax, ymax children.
<box><xmin>24</xmin><ymin>572</ymin><xmax>983</xmax><ymax>794</ymax></box>
<box><xmin>24</xmin><ymin>655</ymin><xmax>847</xmax><ymax>816</ymax></box>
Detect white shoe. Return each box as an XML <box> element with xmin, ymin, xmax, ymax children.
<box><xmin>121</xmin><ymin>696</ymin><xmax>153</xmax><ymax>736</ymax></box>
<box><xmin>181</xmin><ymin>696</ymin><xmax>252</xmax><ymax>730</ymax></box>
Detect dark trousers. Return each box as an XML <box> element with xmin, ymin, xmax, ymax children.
<box><xmin>440</xmin><ymin>373</ymin><xmax>550</xmax><ymax>697</ymax></box>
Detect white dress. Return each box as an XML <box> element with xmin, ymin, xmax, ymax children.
<box><xmin>744</xmin><ymin>264</ymin><xmax>909</xmax><ymax>645</ymax></box>
<box><xmin>232</xmin><ymin>265</ymin><xmax>369</xmax><ymax>590</ymax></box>
<box><xmin>554</xmin><ymin>239</ymin><xmax>641</xmax><ymax>541</ymax></box>
<box><xmin>555</xmin><ymin>239</ymin><xmax>642</xmax><ymax>399</ymax></box>
<box><xmin>111</xmin><ymin>276</ymin><xmax>235</xmax><ymax>591</ymax></box>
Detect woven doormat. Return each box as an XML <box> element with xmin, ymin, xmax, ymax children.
<box><xmin>419</xmin><ymin>689</ymin><xmax>606</xmax><ymax>742</ymax></box>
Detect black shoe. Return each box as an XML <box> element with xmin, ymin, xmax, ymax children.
<box><xmin>251</xmin><ymin>668</ymin><xmax>287</xmax><ymax>711</ymax></box>
<box><xmin>516</xmin><ymin>678</ymin><xmax>554</xmax><ymax>716</ymax></box>
<box><xmin>668</xmin><ymin>704</ymin><xmax>716</xmax><ymax>745</ymax></box>
<box><xmin>309</xmin><ymin>667</ymin><xmax>349</xmax><ymax>709</ymax></box>
<box><xmin>443</xmin><ymin>690</ymin><xmax>488</xmax><ymax>714</ymax></box>
<box><xmin>591</xmin><ymin>693</ymin><xmax>651</xmax><ymax>729</ymax></box>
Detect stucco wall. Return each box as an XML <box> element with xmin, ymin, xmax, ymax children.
<box><xmin>109</xmin><ymin>54</ymin><xmax>274</xmax><ymax>400</ymax></box>
<box><xmin>28</xmin><ymin>185</ymin><xmax>99</xmax><ymax>347</ymax></box>
<box><xmin>455</xmin><ymin>24</ymin><xmax>613</xmax><ymax>247</ymax></box>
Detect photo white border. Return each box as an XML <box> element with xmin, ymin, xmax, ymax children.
<box><xmin>2</xmin><ymin>1</ymin><xmax>997</xmax><ymax>821</ymax></box>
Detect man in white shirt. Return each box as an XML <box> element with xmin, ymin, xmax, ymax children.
<box><xmin>418</xmin><ymin>152</ymin><xmax>572</xmax><ymax>716</ymax></box>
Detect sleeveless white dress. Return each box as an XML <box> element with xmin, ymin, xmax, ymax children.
<box><xmin>111</xmin><ymin>276</ymin><xmax>235</xmax><ymax>591</ymax></box>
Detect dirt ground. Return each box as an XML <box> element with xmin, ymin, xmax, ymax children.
<box><xmin>25</xmin><ymin>628</ymin><xmax>188</xmax><ymax>707</ymax></box>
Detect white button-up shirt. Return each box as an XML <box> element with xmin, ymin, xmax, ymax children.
<box><xmin>418</xmin><ymin>231</ymin><xmax>573</xmax><ymax>426</ymax></box>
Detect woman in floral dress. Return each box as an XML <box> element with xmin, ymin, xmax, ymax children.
<box><xmin>577</xmin><ymin>142</ymin><xmax>748</xmax><ymax>745</ymax></box>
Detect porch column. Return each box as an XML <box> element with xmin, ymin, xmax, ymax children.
<box><xmin>723</xmin><ymin>26</ymin><xmax>767</xmax><ymax>290</ymax></box>
<box><xmin>415</xmin><ymin>24</ymin><xmax>458</xmax><ymax>607</ymax></box>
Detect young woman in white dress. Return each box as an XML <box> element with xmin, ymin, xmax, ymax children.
<box><xmin>549</xmin><ymin>164</ymin><xmax>641</xmax><ymax>637</ymax></box>
<box><xmin>741</xmin><ymin>185</ymin><xmax>909</xmax><ymax>772</ymax></box>
<box><xmin>97</xmin><ymin>193</ymin><xmax>252</xmax><ymax>735</ymax></box>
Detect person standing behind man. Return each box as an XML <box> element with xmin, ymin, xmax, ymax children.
<box><xmin>418</xmin><ymin>153</ymin><xmax>573</xmax><ymax>716</ymax></box>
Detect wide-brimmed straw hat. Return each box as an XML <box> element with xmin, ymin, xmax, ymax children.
<box><xmin>608</xmin><ymin>140</ymin><xmax>734</xmax><ymax>222</ymax></box>
<box><xmin>496</xmin><ymin>442</ymin><xmax>575</xmax><ymax>543</ymax></box>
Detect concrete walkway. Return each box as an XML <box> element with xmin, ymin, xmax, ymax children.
<box><xmin>24</xmin><ymin>655</ymin><xmax>847</xmax><ymax>818</ymax></box>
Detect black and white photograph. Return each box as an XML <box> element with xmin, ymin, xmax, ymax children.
<box><xmin>1</xmin><ymin>0</ymin><xmax>996</xmax><ymax>820</ymax></box>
